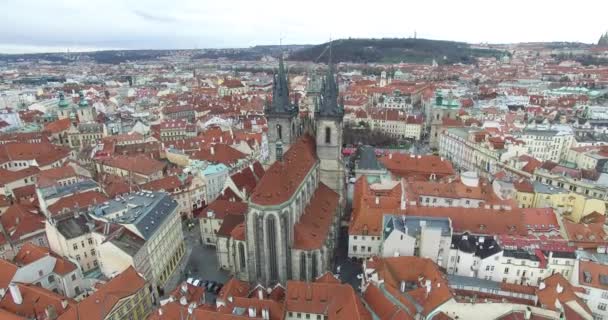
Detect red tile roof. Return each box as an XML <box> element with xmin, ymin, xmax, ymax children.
<box><xmin>285</xmin><ymin>280</ymin><xmax>372</xmax><ymax>320</ymax></box>
<box><xmin>0</xmin><ymin>260</ymin><xmax>18</xmax><ymax>288</ymax></box>
<box><xmin>536</xmin><ymin>274</ymin><xmax>590</xmax><ymax>316</ymax></box>
<box><xmin>202</xmin><ymin>200</ymin><xmax>248</xmax><ymax>220</ymax></box>
<box><xmin>0</xmin><ymin>283</ymin><xmax>76</xmax><ymax>319</ymax></box>
<box><xmin>380</xmin><ymin>154</ymin><xmax>454</xmax><ymax>180</ymax></box>
<box><xmin>190</xmin><ymin>144</ymin><xmax>246</xmax><ymax>166</ymax></box>
<box><xmin>0</xmin><ymin>143</ymin><xmax>70</xmax><ymax>167</ymax></box>
<box><xmin>100</xmin><ymin>155</ymin><xmax>165</xmax><ymax>176</ymax></box>
<box><xmin>37</xmin><ymin>166</ymin><xmax>78</xmax><ymax>188</ymax></box>
<box><xmin>0</xmin><ymin>203</ymin><xmax>44</xmax><ymax>245</ymax></box>
<box><xmin>43</xmin><ymin>118</ymin><xmax>72</xmax><ymax>134</ymax></box>
<box><xmin>251</xmin><ymin>135</ymin><xmax>317</xmax><ymax>206</ymax></box>
<box><xmin>47</xmin><ymin>191</ymin><xmax>109</xmax><ymax>217</ymax></box>
<box><xmin>293</xmin><ymin>183</ymin><xmax>339</xmax><ymax>250</ymax></box>
<box><xmin>59</xmin><ymin>266</ymin><xmax>147</xmax><ymax>320</ymax></box>
<box><xmin>14</xmin><ymin>243</ymin><xmax>76</xmax><ymax>275</ymax></box>
<box><xmin>366</xmin><ymin>256</ymin><xmax>452</xmax><ymax>316</ymax></box>
<box><xmin>0</xmin><ymin>167</ymin><xmax>40</xmax><ymax>186</ymax></box>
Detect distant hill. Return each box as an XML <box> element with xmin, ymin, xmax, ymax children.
<box><xmin>192</xmin><ymin>44</ymin><xmax>312</xmax><ymax>61</ymax></box>
<box><xmin>288</xmin><ymin>38</ymin><xmax>506</xmax><ymax>64</ymax></box>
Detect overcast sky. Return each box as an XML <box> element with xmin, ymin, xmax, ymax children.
<box><xmin>2</xmin><ymin>0</ymin><xmax>607</xmax><ymax>53</ymax></box>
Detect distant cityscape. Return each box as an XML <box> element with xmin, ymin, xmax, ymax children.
<box><xmin>0</xmin><ymin>32</ymin><xmax>607</xmax><ymax>320</ymax></box>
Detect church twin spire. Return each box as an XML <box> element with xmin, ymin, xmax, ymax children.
<box><xmin>316</xmin><ymin>55</ymin><xmax>343</xmax><ymax>119</ymax></box>
<box><xmin>266</xmin><ymin>55</ymin><xmax>297</xmax><ymax>116</ymax></box>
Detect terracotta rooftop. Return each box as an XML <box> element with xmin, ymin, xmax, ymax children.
<box><xmin>47</xmin><ymin>191</ymin><xmax>109</xmax><ymax>217</ymax></box>
<box><xmin>100</xmin><ymin>154</ymin><xmax>165</xmax><ymax>176</ymax></box>
<box><xmin>58</xmin><ymin>266</ymin><xmax>147</xmax><ymax>320</ymax></box>
<box><xmin>251</xmin><ymin>135</ymin><xmax>317</xmax><ymax>206</ymax></box>
<box><xmin>379</xmin><ymin>154</ymin><xmax>454</xmax><ymax>180</ymax></box>
<box><xmin>366</xmin><ymin>256</ymin><xmax>453</xmax><ymax>316</ymax></box>
<box><xmin>285</xmin><ymin>279</ymin><xmax>372</xmax><ymax>320</ymax></box>
<box><xmin>0</xmin><ymin>203</ymin><xmax>44</xmax><ymax>246</ymax></box>
<box><xmin>13</xmin><ymin>243</ymin><xmax>77</xmax><ymax>275</ymax></box>
<box><xmin>293</xmin><ymin>183</ymin><xmax>339</xmax><ymax>250</ymax></box>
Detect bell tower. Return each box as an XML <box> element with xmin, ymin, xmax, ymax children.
<box><xmin>315</xmin><ymin>61</ymin><xmax>345</xmax><ymax>202</ymax></box>
<box><xmin>264</xmin><ymin>56</ymin><xmax>299</xmax><ymax>166</ymax></box>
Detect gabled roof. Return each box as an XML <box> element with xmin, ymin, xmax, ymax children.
<box><xmin>285</xmin><ymin>279</ymin><xmax>372</xmax><ymax>320</ymax></box>
<box><xmin>251</xmin><ymin>135</ymin><xmax>317</xmax><ymax>206</ymax></box>
<box><xmin>59</xmin><ymin>266</ymin><xmax>146</xmax><ymax>320</ymax></box>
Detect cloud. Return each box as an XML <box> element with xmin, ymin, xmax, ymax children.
<box><xmin>131</xmin><ymin>9</ymin><xmax>178</xmax><ymax>23</ymax></box>
<box><xmin>0</xmin><ymin>0</ymin><xmax>606</xmax><ymax>53</ymax></box>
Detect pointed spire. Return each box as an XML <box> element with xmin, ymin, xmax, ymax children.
<box><xmin>266</xmin><ymin>54</ymin><xmax>296</xmax><ymax>116</ymax></box>
<box><xmin>316</xmin><ymin>40</ymin><xmax>343</xmax><ymax>119</ymax></box>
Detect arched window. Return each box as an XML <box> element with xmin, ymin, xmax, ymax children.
<box><xmin>292</xmin><ymin>122</ymin><xmax>295</xmax><ymax>138</ymax></box>
<box><xmin>277</xmin><ymin>124</ymin><xmax>282</xmax><ymax>141</ymax></box>
<box><xmin>311</xmin><ymin>251</ymin><xmax>318</xmax><ymax>280</ymax></box>
<box><xmin>238</xmin><ymin>242</ymin><xmax>246</xmax><ymax>270</ymax></box>
<box><xmin>267</xmin><ymin>216</ymin><xmax>278</xmax><ymax>281</ymax></box>
<box><xmin>300</xmin><ymin>252</ymin><xmax>307</xmax><ymax>281</ymax></box>
<box><xmin>325</xmin><ymin>127</ymin><xmax>331</xmax><ymax>144</ymax></box>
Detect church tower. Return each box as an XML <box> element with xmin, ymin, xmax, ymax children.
<box><xmin>315</xmin><ymin>62</ymin><xmax>345</xmax><ymax>202</ymax></box>
<box><xmin>77</xmin><ymin>91</ymin><xmax>95</xmax><ymax>123</ymax></box>
<box><xmin>264</xmin><ymin>56</ymin><xmax>299</xmax><ymax>166</ymax></box>
<box><xmin>57</xmin><ymin>92</ymin><xmax>70</xmax><ymax>120</ymax></box>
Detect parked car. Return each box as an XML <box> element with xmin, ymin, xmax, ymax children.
<box><xmin>186</xmin><ymin>278</ymin><xmax>194</xmax><ymax>285</ymax></box>
<box><xmin>200</xmin><ymin>280</ymin><xmax>209</xmax><ymax>287</ymax></box>
<box><xmin>213</xmin><ymin>283</ymin><xmax>224</xmax><ymax>294</ymax></box>
<box><xmin>193</xmin><ymin>279</ymin><xmax>201</xmax><ymax>287</ymax></box>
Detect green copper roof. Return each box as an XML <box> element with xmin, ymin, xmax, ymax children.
<box><xmin>58</xmin><ymin>92</ymin><xmax>69</xmax><ymax>108</ymax></box>
<box><xmin>78</xmin><ymin>91</ymin><xmax>89</xmax><ymax>108</ymax></box>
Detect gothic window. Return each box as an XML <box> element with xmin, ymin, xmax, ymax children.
<box><xmin>238</xmin><ymin>242</ymin><xmax>246</xmax><ymax>270</ymax></box>
<box><xmin>300</xmin><ymin>252</ymin><xmax>307</xmax><ymax>281</ymax></box>
<box><xmin>277</xmin><ymin>124</ymin><xmax>283</xmax><ymax>141</ymax></box>
<box><xmin>267</xmin><ymin>216</ymin><xmax>279</xmax><ymax>281</ymax></box>
<box><xmin>292</xmin><ymin>122</ymin><xmax>295</xmax><ymax>139</ymax></box>
<box><xmin>311</xmin><ymin>251</ymin><xmax>318</xmax><ymax>280</ymax></box>
<box><xmin>282</xmin><ymin>214</ymin><xmax>291</xmax><ymax>279</ymax></box>
<box><xmin>325</xmin><ymin>127</ymin><xmax>331</xmax><ymax>144</ymax></box>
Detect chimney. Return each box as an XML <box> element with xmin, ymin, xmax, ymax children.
<box><xmin>375</xmin><ymin>196</ymin><xmax>379</xmax><ymax>205</ymax></box>
<box><xmin>556</xmin><ymin>283</ymin><xmax>563</xmax><ymax>294</ymax></box>
<box><xmin>61</xmin><ymin>299</ymin><xmax>69</xmax><ymax>309</ymax></box>
<box><xmin>180</xmin><ymin>296</ymin><xmax>188</xmax><ymax>305</ymax></box>
<box><xmin>525</xmin><ymin>307</ymin><xmax>532</xmax><ymax>320</ymax></box>
<box><xmin>181</xmin><ymin>282</ymin><xmax>188</xmax><ymax>293</ymax></box>
<box><xmin>257</xmin><ymin>289</ymin><xmax>264</xmax><ymax>300</ymax></box>
<box><xmin>210</xmin><ymin>146</ymin><xmax>215</xmax><ymax>155</ymax></box>
<box><xmin>9</xmin><ymin>284</ymin><xmax>22</xmax><ymax>305</ymax></box>
<box><xmin>389</xmin><ymin>153</ymin><xmax>393</xmax><ymax>159</ymax></box>
<box><xmin>539</xmin><ymin>282</ymin><xmax>546</xmax><ymax>290</ymax></box>
<box><xmin>400</xmin><ymin>280</ymin><xmax>406</xmax><ymax>293</ymax></box>
<box><xmin>158</xmin><ymin>308</ymin><xmax>163</xmax><ymax>316</ymax></box>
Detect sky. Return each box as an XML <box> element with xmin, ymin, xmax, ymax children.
<box><xmin>1</xmin><ymin>0</ymin><xmax>607</xmax><ymax>54</ymax></box>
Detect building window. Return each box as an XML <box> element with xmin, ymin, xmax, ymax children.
<box><xmin>325</xmin><ymin>127</ymin><xmax>331</xmax><ymax>144</ymax></box>
<box><xmin>73</xmin><ymin>244</ymin><xmax>78</xmax><ymax>250</ymax></box>
<box><xmin>598</xmin><ymin>303</ymin><xmax>607</xmax><ymax>311</ymax></box>
<box><xmin>88</xmin><ymin>238</ymin><xmax>93</xmax><ymax>245</ymax></box>
<box><xmin>602</xmin><ymin>292</ymin><xmax>608</xmax><ymax>300</ymax></box>
<box><xmin>504</xmin><ymin>268</ymin><xmax>509</xmax><ymax>274</ymax></box>
<box><xmin>91</xmin><ymin>249</ymin><xmax>96</xmax><ymax>256</ymax></box>
<box><xmin>48</xmin><ymin>275</ymin><xmax>55</xmax><ymax>283</ymax></box>
<box><xmin>353</xmin><ymin>246</ymin><xmax>357</xmax><ymax>252</ymax></box>
<box><xmin>277</xmin><ymin>124</ymin><xmax>283</xmax><ymax>141</ymax></box>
